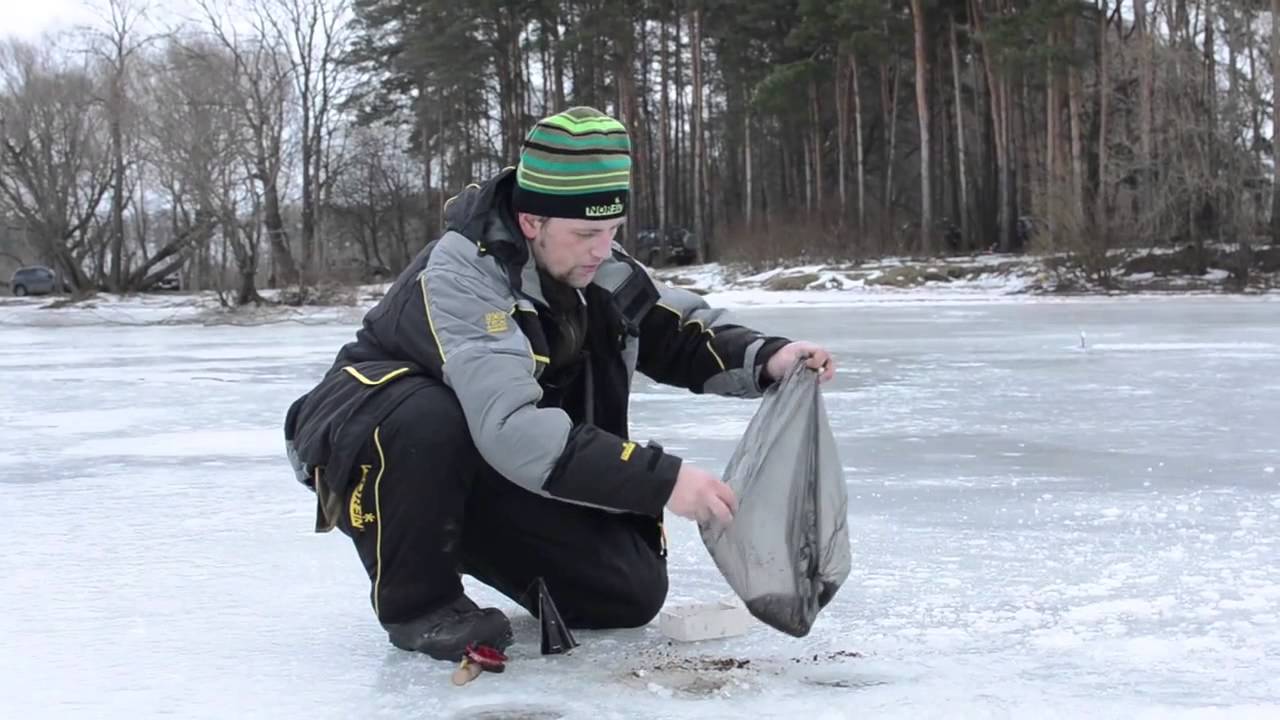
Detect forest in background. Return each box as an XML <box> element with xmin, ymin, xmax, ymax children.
<box><xmin>2</xmin><ymin>0</ymin><xmax>1279</xmax><ymax>303</ymax></box>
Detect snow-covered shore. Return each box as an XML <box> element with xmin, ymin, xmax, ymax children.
<box><xmin>654</xmin><ymin>245</ymin><xmax>1280</xmax><ymax>299</ymax></box>
<box><xmin>3</xmin><ymin>248</ymin><xmax>1276</xmax><ymax>327</ymax></box>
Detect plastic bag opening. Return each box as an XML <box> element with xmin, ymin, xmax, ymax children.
<box><xmin>700</xmin><ymin>361</ymin><xmax>852</xmax><ymax>637</ymax></box>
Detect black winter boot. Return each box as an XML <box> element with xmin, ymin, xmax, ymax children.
<box><xmin>383</xmin><ymin>595</ymin><xmax>513</xmax><ymax>661</ymax></box>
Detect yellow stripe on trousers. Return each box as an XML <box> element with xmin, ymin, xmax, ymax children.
<box><xmin>372</xmin><ymin>426</ymin><xmax>386</xmax><ymax>617</ymax></box>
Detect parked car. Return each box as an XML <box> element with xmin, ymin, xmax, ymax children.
<box><xmin>9</xmin><ymin>265</ymin><xmax>57</xmax><ymax>296</ymax></box>
<box><xmin>327</xmin><ymin>256</ymin><xmax>394</xmax><ymax>285</ymax></box>
<box><xmin>635</xmin><ymin>227</ymin><xmax>699</xmax><ymax>267</ymax></box>
<box><xmin>153</xmin><ymin>274</ymin><xmax>181</xmax><ymax>292</ymax></box>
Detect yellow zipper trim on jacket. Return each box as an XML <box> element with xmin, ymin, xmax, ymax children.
<box><xmin>342</xmin><ymin>366</ymin><xmax>411</xmax><ymax>386</ymax></box>
<box><xmin>420</xmin><ymin>274</ymin><xmax>447</xmax><ymax>363</ymax></box>
<box><xmin>655</xmin><ymin>303</ymin><xmax>726</xmax><ymax>371</ymax></box>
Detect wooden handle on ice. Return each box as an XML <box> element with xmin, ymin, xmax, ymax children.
<box><xmin>451</xmin><ymin>660</ymin><xmax>483</xmax><ymax>686</ymax></box>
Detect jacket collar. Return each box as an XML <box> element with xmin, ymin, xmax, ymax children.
<box><xmin>442</xmin><ymin>166</ymin><xmax>643</xmax><ymax>313</ymax></box>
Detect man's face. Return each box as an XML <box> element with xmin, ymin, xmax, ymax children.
<box><xmin>518</xmin><ymin>214</ymin><xmax>624</xmax><ymax>288</ymax></box>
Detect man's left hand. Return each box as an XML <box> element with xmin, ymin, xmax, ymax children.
<box><xmin>765</xmin><ymin>341</ymin><xmax>836</xmax><ymax>384</ymax></box>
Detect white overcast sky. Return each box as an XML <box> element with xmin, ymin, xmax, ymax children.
<box><xmin>1</xmin><ymin>0</ymin><xmax>222</xmax><ymax>41</ymax></box>
<box><xmin>3</xmin><ymin>0</ymin><xmax>98</xmax><ymax>39</ymax></box>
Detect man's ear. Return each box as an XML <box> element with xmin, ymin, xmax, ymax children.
<box><xmin>516</xmin><ymin>212</ymin><xmax>546</xmax><ymax>240</ymax></box>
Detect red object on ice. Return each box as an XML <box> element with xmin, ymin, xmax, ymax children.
<box><xmin>463</xmin><ymin>643</ymin><xmax>508</xmax><ymax>673</ymax></box>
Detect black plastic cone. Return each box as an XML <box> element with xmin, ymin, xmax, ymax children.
<box><xmin>533</xmin><ymin>577</ymin><xmax>578</xmax><ymax>655</ymax></box>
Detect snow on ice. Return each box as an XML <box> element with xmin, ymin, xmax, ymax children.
<box><xmin>1</xmin><ymin>291</ymin><xmax>1278</xmax><ymax>719</ymax></box>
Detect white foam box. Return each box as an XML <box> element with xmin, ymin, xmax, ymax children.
<box><xmin>658</xmin><ymin>599</ymin><xmax>753</xmax><ymax>642</ymax></box>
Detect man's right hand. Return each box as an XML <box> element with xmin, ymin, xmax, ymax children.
<box><xmin>666</xmin><ymin>464</ymin><xmax>737</xmax><ymax>526</ymax></box>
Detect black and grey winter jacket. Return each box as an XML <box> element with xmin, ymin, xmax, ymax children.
<box><xmin>284</xmin><ymin>168</ymin><xmax>789</xmax><ymax>518</ymax></box>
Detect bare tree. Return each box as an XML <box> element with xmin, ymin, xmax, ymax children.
<box><xmin>135</xmin><ymin>39</ymin><xmax>234</xmax><ymax>294</ymax></box>
<box><xmin>258</xmin><ymin>0</ymin><xmax>351</xmax><ymax>281</ymax></box>
<box><xmin>198</xmin><ymin>0</ymin><xmax>301</xmax><ymax>287</ymax></box>
<box><xmin>82</xmin><ymin>0</ymin><xmax>159</xmax><ymax>292</ymax></box>
<box><xmin>0</xmin><ymin>40</ymin><xmax>111</xmax><ymax>292</ymax></box>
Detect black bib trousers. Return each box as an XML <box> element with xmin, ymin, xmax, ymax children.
<box><xmin>329</xmin><ymin>382</ymin><xmax>668</xmax><ymax>630</ymax></box>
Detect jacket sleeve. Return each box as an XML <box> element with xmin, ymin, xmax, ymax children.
<box><xmin>637</xmin><ymin>279</ymin><xmax>791</xmax><ymax>397</ymax></box>
<box><xmin>419</xmin><ymin>233</ymin><xmax>680</xmax><ymax>516</ymax></box>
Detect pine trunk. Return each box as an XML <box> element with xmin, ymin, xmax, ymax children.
<box><xmin>1246</xmin><ymin>4</ymin><xmax>1264</xmax><ymax>153</ymax></box>
<box><xmin>803</xmin><ymin>136</ymin><xmax>812</xmax><ymax>211</ymax></box>
<box><xmin>1069</xmin><ymin>59</ymin><xmax>1085</xmax><ymax>231</ymax></box>
<box><xmin>1002</xmin><ymin>74</ymin><xmax>1017</xmax><ymax>252</ymax></box>
<box><xmin>659</xmin><ymin>15</ymin><xmax>670</xmax><ymax>229</ymax></box>
<box><xmin>851</xmin><ymin>53</ymin><xmax>866</xmax><ymax>237</ymax></box>
<box><xmin>1046</xmin><ymin>26</ymin><xmax>1057</xmax><ymax>238</ymax></box>
<box><xmin>1203</xmin><ymin>0</ymin><xmax>1216</xmax><ymax>243</ymax></box>
<box><xmin>810</xmin><ymin>75</ymin><xmax>822</xmax><ymax>213</ymax></box>
<box><xmin>970</xmin><ymin>29</ymin><xmax>993</xmax><ymax>246</ymax></box>
<box><xmin>438</xmin><ymin>103</ymin><xmax>447</xmax><ymax>220</ymax></box>
<box><xmin>911</xmin><ymin>0</ymin><xmax>932</xmax><ymax>255</ymax></box>
<box><xmin>300</xmin><ymin>81</ymin><xmax>315</xmax><ymax>282</ymax></box>
<box><xmin>420</xmin><ymin>78</ymin><xmax>432</xmax><ymax>208</ymax></box>
<box><xmin>1097</xmin><ymin>0</ymin><xmax>1110</xmax><ymax>240</ymax></box>
<box><xmin>109</xmin><ymin>72</ymin><xmax>125</xmax><ymax>292</ymax></box>
<box><xmin>1272</xmin><ymin>0</ymin><xmax>1280</xmax><ymax>243</ymax></box>
<box><xmin>691</xmin><ymin>8</ymin><xmax>704</xmax><ymax>245</ymax></box>
<box><xmin>617</xmin><ymin>22</ymin><xmax>640</xmax><ymax>244</ymax></box>
<box><xmin>886</xmin><ymin>63</ymin><xmax>901</xmax><ymax>250</ymax></box>
<box><xmin>972</xmin><ymin>0</ymin><xmax>1010</xmax><ymax>252</ymax></box>
<box><xmin>745</xmin><ymin>111</ymin><xmax>753</xmax><ymax>225</ymax></box>
<box><xmin>1225</xmin><ymin>2</ymin><xmax>1238</xmax><ymax>133</ymax></box>
<box><xmin>1135</xmin><ymin>0</ymin><xmax>1154</xmax><ymax>224</ymax></box>
<box><xmin>552</xmin><ymin>16</ymin><xmax>566</xmax><ymax>109</ymax></box>
<box><xmin>539</xmin><ymin>20</ymin><xmax>551</xmax><ymax>112</ymax></box>
<box><xmin>950</xmin><ymin>16</ymin><xmax>969</xmax><ymax>251</ymax></box>
<box><xmin>836</xmin><ymin>52</ymin><xmax>847</xmax><ymax>217</ymax></box>
<box><xmin>674</xmin><ymin>13</ymin><xmax>685</xmax><ymax>226</ymax></box>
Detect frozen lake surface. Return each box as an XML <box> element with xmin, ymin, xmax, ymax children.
<box><xmin>2</xmin><ymin>295</ymin><xmax>1278</xmax><ymax>719</ymax></box>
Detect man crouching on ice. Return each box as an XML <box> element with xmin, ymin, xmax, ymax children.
<box><xmin>284</xmin><ymin>107</ymin><xmax>836</xmax><ymax>661</ymax></box>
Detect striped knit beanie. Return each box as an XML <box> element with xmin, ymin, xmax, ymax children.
<box><xmin>512</xmin><ymin>106</ymin><xmax>631</xmax><ymax>221</ymax></box>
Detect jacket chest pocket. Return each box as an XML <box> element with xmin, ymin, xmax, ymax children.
<box><xmin>513</xmin><ymin>304</ymin><xmax>550</xmax><ymax>378</ymax></box>
<box><xmin>620</xmin><ymin>334</ymin><xmax>639</xmax><ymax>380</ymax></box>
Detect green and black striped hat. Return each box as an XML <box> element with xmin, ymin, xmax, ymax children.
<box><xmin>512</xmin><ymin>106</ymin><xmax>631</xmax><ymax>221</ymax></box>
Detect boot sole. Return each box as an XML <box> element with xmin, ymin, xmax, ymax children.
<box><xmin>388</xmin><ymin>620</ymin><xmax>514</xmax><ymax>662</ymax></box>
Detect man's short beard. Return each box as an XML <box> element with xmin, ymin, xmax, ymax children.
<box><xmin>532</xmin><ymin>227</ymin><xmax>575</xmax><ymax>285</ymax></box>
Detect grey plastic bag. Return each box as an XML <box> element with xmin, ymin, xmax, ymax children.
<box><xmin>700</xmin><ymin>361</ymin><xmax>851</xmax><ymax>637</ymax></box>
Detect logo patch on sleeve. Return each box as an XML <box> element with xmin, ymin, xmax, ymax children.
<box><xmin>484</xmin><ymin>311</ymin><xmax>510</xmax><ymax>334</ymax></box>
<box><xmin>349</xmin><ymin>465</ymin><xmax>375</xmax><ymax>530</ymax></box>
